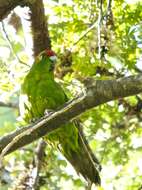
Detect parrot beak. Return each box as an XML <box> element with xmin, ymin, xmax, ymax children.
<box><xmin>49</xmin><ymin>55</ymin><xmax>57</xmax><ymax>62</ymax></box>
<box><xmin>49</xmin><ymin>55</ymin><xmax>57</xmax><ymax>71</ymax></box>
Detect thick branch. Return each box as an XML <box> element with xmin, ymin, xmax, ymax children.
<box><xmin>29</xmin><ymin>0</ymin><xmax>51</xmax><ymax>57</ymax></box>
<box><xmin>0</xmin><ymin>74</ymin><xmax>142</xmax><ymax>155</ymax></box>
<box><xmin>0</xmin><ymin>0</ymin><xmax>36</xmax><ymax>21</ymax></box>
<box><xmin>0</xmin><ymin>0</ymin><xmax>51</xmax><ymax>56</ymax></box>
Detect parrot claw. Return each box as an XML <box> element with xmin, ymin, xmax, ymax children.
<box><xmin>44</xmin><ymin>109</ymin><xmax>54</xmax><ymax>116</ymax></box>
<box><xmin>29</xmin><ymin>117</ymin><xmax>39</xmax><ymax>123</ymax></box>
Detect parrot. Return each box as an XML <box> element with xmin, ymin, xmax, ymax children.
<box><xmin>19</xmin><ymin>49</ymin><xmax>101</xmax><ymax>186</ymax></box>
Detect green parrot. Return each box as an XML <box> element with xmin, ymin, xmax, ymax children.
<box><xmin>20</xmin><ymin>49</ymin><xmax>101</xmax><ymax>185</ymax></box>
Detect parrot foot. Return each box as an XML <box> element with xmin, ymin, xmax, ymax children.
<box><xmin>29</xmin><ymin>117</ymin><xmax>39</xmax><ymax>123</ymax></box>
<box><xmin>44</xmin><ymin>109</ymin><xmax>54</xmax><ymax>116</ymax></box>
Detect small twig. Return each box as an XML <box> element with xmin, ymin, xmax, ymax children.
<box><xmin>106</xmin><ymin>0</ymin><xmax>112</xmax><ymax>11</ymax></box>
<box><xmin>0</xmin><ymin>101</ymin><xmax>18</xmax><ymax>109</ymax></box>
<box><xmin>105</xmin><ymin>0</ymin><xmax>113</xmax><ymax>29</ymax></box>
<box><xmin>1</xmin><ymin>21</ymin><xmax>30</xmax><ymax>67</ymax></box>
<box><xmin>97</xmin><ymin>0</ymin><xmax>103</xmax><ymax>59</ymax></box>
<box><xmin>32</xmin><ymin>140</ymin><xmax>46</xmax><ymax>189</ymax></box>
<box><xmin>71</xmin><ymin>21</ymin><xmax>97</xmax><ymax>49</ymax></box>
<box><xmin>104</xmin><ymin>0</ymin><xmax>113</xmax><ymax>44</ymax></box>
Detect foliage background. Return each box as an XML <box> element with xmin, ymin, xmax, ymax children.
<box><xmin>0</xmin><ymin>0</ymin><xmax>142</xmax><ymax>189</ymax></box>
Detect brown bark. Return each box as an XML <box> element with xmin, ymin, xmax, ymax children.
<box><xmin>29</xmin><ymin>0</ymin><xmax>51</xmax><ymax>57</ymax></box>
<box><xmin>0</xmin><ymin>0</ymin><xmax>36</xmax><ymax>21</ymax></box>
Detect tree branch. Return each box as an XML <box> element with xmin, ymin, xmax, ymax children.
<box><xmin>32</xmin><ymin>140</ymin><xmax>46</xmax><ymax>189</ymax></box>
<box><xmin>29</xmin><ymin>0</ymin><xmax>51</xmax><ymax>57</ymax></box>
<box><xmin>0</xmin><ymin>101</ymin><xmax>18</xmax><ymax>109</ymax></box>
<box><xmin>0</xmin><ymin>74</ymin><xmax>142</xmax><ymax>155</ymax></box>
<box><xmin>0</xmin><ymin>0</ymin><xmax>36</xmax><ymax>21</ymax></box>
<box><xmin>0</xmin><ymin>0</ymin><xmax>51</xmax><ymax>57</ymax></box>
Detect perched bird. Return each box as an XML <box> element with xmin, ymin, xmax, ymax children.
<box><xmin>20</xmin><ymin>49</ymin><xmax>101</xmax><ymax>186</ymax></box>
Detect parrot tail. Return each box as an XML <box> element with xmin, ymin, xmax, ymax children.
<box><xmin>64</xmin><ymin>121</ymin><xmax>101</xmax><ymax>185</ymax></box>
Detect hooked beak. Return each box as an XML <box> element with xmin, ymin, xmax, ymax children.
<box><xmin>49</xmin><ymin>55</ymin><xmax>57</xmax><ymax>71</ymax></box>
<box><xmin>49</xmin><ymin>55</ymin><xmax>57</xmax><ymax>62</ymax></box>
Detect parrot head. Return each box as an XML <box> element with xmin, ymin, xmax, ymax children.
<box><xmin>44</xmin><ymin>49</ymin><xmax>57</xmax><ymax>62</ymax></box>
<box><xmin>40</xmin><ymin>49</ymin><xmax>57</xmax><ymax>61</ymax></box>
<box><xmin>38</xmin><ymin>49</ymin><xmax>57</xmax><ymax>71</ymax></box>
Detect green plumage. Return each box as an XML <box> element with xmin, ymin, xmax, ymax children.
<box><xmin>20</xmin><ymin>50</ymin><xmax>101</xmax><ymax>185</ymax></box>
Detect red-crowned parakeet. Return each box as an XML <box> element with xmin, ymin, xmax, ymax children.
<box><xmin>20</xmin><ymin>49</ymin><xmax>101</xmax><ymax>186</ymax></box>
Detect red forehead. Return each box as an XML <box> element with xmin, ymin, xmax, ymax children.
<box><xmin>45</xmin><ymin>49</ymin><xmax>56</xmax><ymax>57</ymax></box>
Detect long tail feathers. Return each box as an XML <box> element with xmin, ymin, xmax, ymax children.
<box><xmin>64</xmin><ymin>121</ymin><xmax>101</xmax><ymax>185</ymax></box>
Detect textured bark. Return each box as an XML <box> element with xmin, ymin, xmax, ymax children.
<box><xmin>0</xmin><ymin>0</ymin><xmax>36</xmax><ymax>21</ymax></box>
<box><xmin>0</xmin><ymin>74</ymin><xmax>142</xmax><ymax>155</ymax></box>
<box><xmin>29</xmin><ymin>0</ymin><xmax>51</xmax><ymax>57</ymax></box>
<box><xmin>0</xmin><ymin>0</ymin><xmax>51</xmax><ymax>57</ymax></box>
